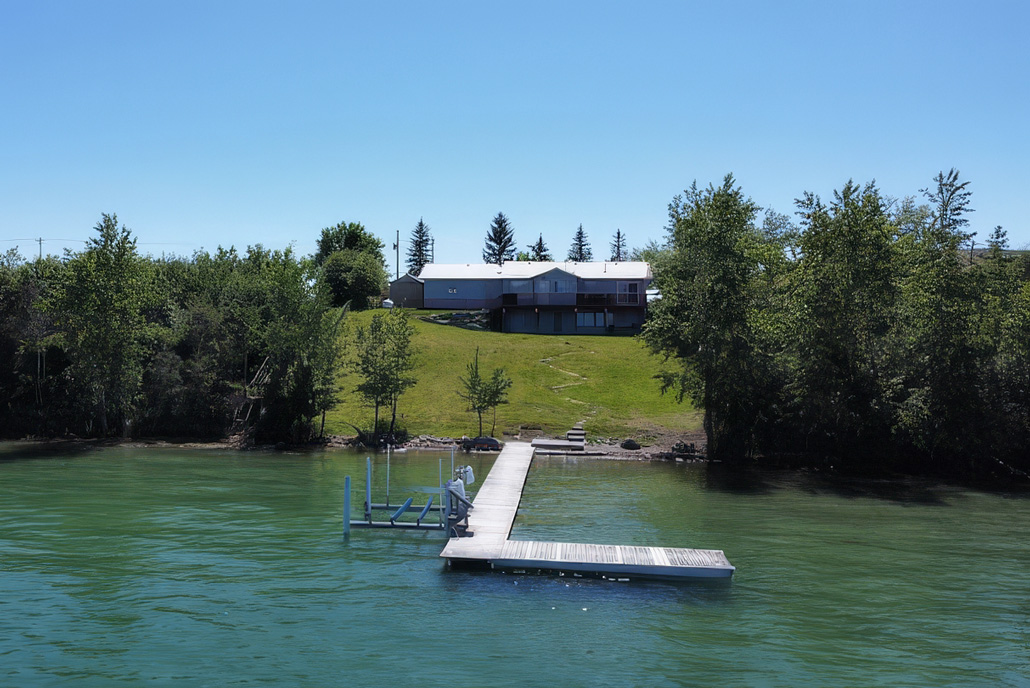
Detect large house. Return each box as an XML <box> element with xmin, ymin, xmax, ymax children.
<box><xmin>390</xmin><ymin>261</ymin><xmax>652</xmax><ymax>334</ymax></box>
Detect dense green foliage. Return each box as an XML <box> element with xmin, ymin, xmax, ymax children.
<box><xmin>315</xmin><ymin>221</ymin><xmax>387</xmax><ymax>310</ymax></box>
<box><xmin>348</xmin><ymin>309</ymin><xmax>417</xmax><ymax>445</ymax></box>
<box><xmin>322</xmin><ymin>249</ymin><xmax>386</xmax><ymax>311</ymax></box>
<box><xmin>315</xmin><ymin>221</ymin><xmax>385</xmax><ymax>265</ymax></box>
<box><xmin>644</xmin><ymin>171</ymin><xmax>1030</xmax><ymax>478</ymax></box>
<box><xmin>483</xmin><ymin>212</ymin><xmax>516</xmax><ymax>265</ymax></box>
<box><xmin>0</xmin><ymin>216</ymin><xmax>346</xmax><ymax>442</ymax></box>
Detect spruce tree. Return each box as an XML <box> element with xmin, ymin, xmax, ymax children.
<box><xmin>405</xmin><ymin>217</ymin><xmax>433</xmax><ymax>276</ymax></box>
<box><xmin>527</xmin><ymin>234</ymin><xmax>553</xmax><ymax>261</ymax></box>
<box><xmin>483</xmin><ymin>212</ymin><xmax>516</xmax><ymax>265</ymax></box>
<box><xmin>610</xmin><ymin>229</ymin><xmax>627</xmax><ymax>261</ymax></box>
<box><xmin>567</xmin><ymin>224</ymin><xmax>592</xmax><ymax>262</ymax></box>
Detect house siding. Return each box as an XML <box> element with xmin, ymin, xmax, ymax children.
<box><xmin>388</xmin><ymin>275</ymin><xmax>424</xmax><ymax>308</ymax></box>
<box><xmin>416</xmin><ymin>262</ymin><xmax>651</xmax><ymax>334</ymax></box>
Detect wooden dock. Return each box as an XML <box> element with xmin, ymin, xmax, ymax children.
<box><xmin>439</xmin><ymin>442</ymin><xmax>734</xmax><ymax>580</ymax></box>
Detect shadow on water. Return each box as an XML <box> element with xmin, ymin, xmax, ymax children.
<box><xmin>438</xmin><ymin>565</ymin><xmax>734</xmax><ymax>605</ymax></box>
<box><xmin>795</xmin><ymin>473</ymin><xmax>956</xmax><ymax>505</ymax></box>
<box><xmin>696</xmin><ymin>462</ymin><xmax>777</xmax><ymax>496</ymax></box>
<box><xmin>692</xmin><ymin>460</ymin><xmax>1030</xmax><ymax>506</ymax></box>
<box><xmin>0</xmin><ymin>440</ymin><xmax>101</xmax><ymax>462</ymax></box>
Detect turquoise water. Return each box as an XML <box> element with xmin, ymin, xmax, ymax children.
<box><xmin>1</xmin><ymin>444</ymin><xmax>1028</xmax><ymax>687</ymax></box>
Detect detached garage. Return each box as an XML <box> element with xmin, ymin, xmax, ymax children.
<box><xmin>388</xmin><ymin>273</ymin><xmax>424</xmax><ymax>308</ymax></box>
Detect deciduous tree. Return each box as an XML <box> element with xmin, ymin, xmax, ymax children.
<box><xmin>350</xmin><ymin>309</ymin><xmax>417</xmax><ymax>445</ymax></box>
<box><xmin>457</xmin><ymin>347</ymin><xmax>512</xmax><ymax>437</ymax></box>
<box><xmin>322</xmin><ymin>249</ymin><xmax>387</xmax><ymax>310</ymax></box>
<box><xmin>642</xmin><ymin>176</ymin><xmax>768</xmax><ymax>462</ymax></box>
<box><xmin>315</xmin><ymin>221</ymin><xmax>385</xmax><ymax>266</ymax></box>
<box><xmin>46</xmin><ymin>214</ymin><xmax>159</xmax><ymax>436</ymax></box>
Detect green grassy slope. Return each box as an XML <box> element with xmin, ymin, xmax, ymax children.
<box><xmin>324</xmin><ymin>310</ymin><xmax>700</xmax><ymax>442</ymax></box>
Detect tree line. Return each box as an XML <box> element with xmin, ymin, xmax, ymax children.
<box><xmin>0</xmin><ymin>213</ymin><xmax>516</xmax><ymax>446</ymax></box>
<box><xmin>643</xmin><ymin>171</ymin><xmax>1030</xmax><ymax>479</ymax></box>
<box><xmin>480</xmin><ymin>212</ymin><xmax>631</xmax><ymax>267</ymax></box>
<box><xmin>0</xmin><ymin>215</ymin><xmax>388</xmax><ymax>443</ymax></box>
<box><xmin>402</xmin><ymin>213</ymin><xmax>632</xmax><ymax>277</ymax></box>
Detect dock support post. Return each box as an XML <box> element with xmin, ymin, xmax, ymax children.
<box><xmin>343</xmin><ymin>475</ymin><xmax>351</xmax><ymax>539</ymax></box>
<box><xmin>386</xmin><ymin>445</ymin><xmax>391</xmax><ymax>507</ymax></box>
<box><xmin>365</xmin><ymin>456</ymin><xmax>372</xmax><ymax>522</ymax></box>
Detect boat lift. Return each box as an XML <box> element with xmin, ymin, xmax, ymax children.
<box><xmin>344</xmin><ymin>447</ymin><xmax>475</xmax><ymax>536</ymax></box>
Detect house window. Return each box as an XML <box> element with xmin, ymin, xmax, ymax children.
<box><xmin>617</xmin><ymin>282</ymin><xmax>638</xmax><ymax>304</ymax></box>
<box><xmin>554</xmin><ymin>280</ymin><xmax>573</xmax><ymax>293</ymax></box>
<box><xmin>576</xmin><ymin>312</ymin><xmax>603</xmax><ymax>327</ymax></box>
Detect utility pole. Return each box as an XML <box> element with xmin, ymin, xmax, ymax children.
<box><xmin>393</xmin><ymin>228</ymin><xmax>400</xmax><ymax>280</ymax></box>
<box><xmin>34</xmin><ymin>238</ymin><xmax>43</xmax><ymax>408</ymax></box>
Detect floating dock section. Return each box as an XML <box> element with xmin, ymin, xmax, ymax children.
<box><xmin>439</xmin><ymin>442</ymin><xmax>734</xmax><ymax>580</ymax></box>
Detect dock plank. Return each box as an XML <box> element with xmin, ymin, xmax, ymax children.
<box><xmin>439</xmin><ymin>442</ymin><xmax>734</xmax><ymax>580</ymax></box>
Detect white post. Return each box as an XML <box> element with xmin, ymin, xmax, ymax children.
<box><xmin>386</xmin><ymin>444</ymin><xmax>391</xmax><ymax>507</ymax></box>
<box><xmin>343</xmin><ymin>475</ymin><xmax>351</xmax><ymax>539</ymax></box>
<box><xmin>365</xmin><ymin>456</ymin><xmax>372</xmax><ymax>522</ymax></box>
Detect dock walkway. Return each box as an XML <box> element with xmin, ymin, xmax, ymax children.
<box><xmin>439</xmin><ymin>442</ymin><xmax>734</xmax><ymax>580</ymax></box>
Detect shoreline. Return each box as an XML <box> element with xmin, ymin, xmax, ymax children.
<box><xmin>8</xmin><ymin>435</ymin><xmax>1026</xmax><ymax>487</ymax></box>
<box><xmin>1</xmin><ymin>431</ymin><xmax>705</xmax><ymax>462</ymax></box>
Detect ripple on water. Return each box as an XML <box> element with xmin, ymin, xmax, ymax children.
<box><xmin>1</xmin><ymin>447</ymin><xmax>1028</xmax><ymax>687</ymax></box>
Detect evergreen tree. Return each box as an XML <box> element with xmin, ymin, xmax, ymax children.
<box><xmin>483</xmin><ymin>212</ymin><xmax>516</xmax><ymax>265</ymax></box>
<box><xmin>405</xmin><ymin>218</ymin><xmax>433</xmax><ymax>276</ymax></box>
<box><xmin>527</xmin><ymin>234</ymin><xmax>552</xmax><ymax>261</ymax></box>
<box><xmin>567</xmin><ymin>224</ymin><xmax>593</xmax><ymax>262</ymax></box>
<box><xmin>610</xmin><ymin>229</ymin><xmax>627</xmax><ymax>261</ymax></box>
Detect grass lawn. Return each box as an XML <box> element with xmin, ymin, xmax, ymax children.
<box><xmin>323</xmin><ymin>309</ymin><xmax>700</xmax><ymax>443</ymax></box>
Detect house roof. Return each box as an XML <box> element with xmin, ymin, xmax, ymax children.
<box><xmin>418</xmin><ymin>261</ymin><xmax>652</xmax><ymax>280</ymax></box>
<box><xmin>390</xmin><ymin>273</ymin><xmax>424</xmax><ymax>284</ymax></box>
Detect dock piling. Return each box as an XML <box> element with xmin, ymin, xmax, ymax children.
<box><xmin>343</xmin><ymin>475</ymin><xmax>351</xmax><ymax>539</ymax></box>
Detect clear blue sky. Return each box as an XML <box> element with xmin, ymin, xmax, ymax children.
<box><xmin>2</xmin><ymin>0</ymin><xmax>1028</xmax><ymax>273</ymax></box>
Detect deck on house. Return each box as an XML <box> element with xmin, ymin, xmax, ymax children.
<box><xmin>439</xmin><ymin>441</ymin><xmax>734</xmax><ymax>580</ymax></box>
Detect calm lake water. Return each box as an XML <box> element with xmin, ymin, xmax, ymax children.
<box><xmin>1</xmin><ymin>444</ymin><xmax>1028</xmax><ymax>687</ymax></box>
